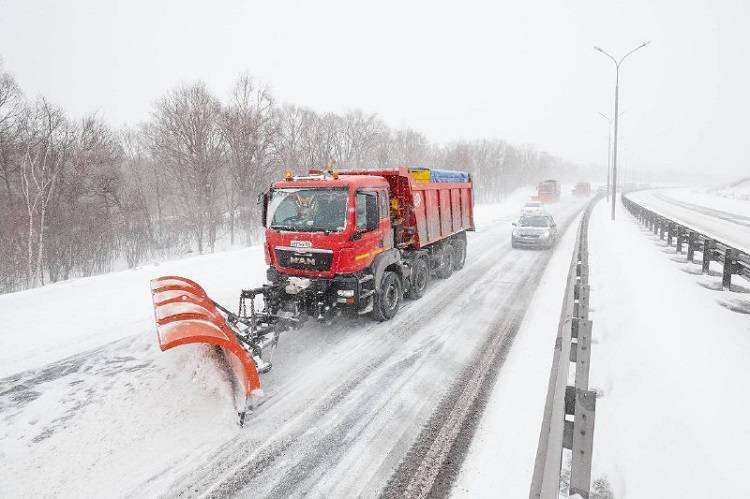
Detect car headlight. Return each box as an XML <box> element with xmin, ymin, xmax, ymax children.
<box><xmin>512</xmin><ymin>229</ymin><xmax>519</xmax><ymax>236</ymax></box>
<box><xmin>542</xmin><ymin>230</ymin><xmax>550</xmax><ymax>238</ymax></box>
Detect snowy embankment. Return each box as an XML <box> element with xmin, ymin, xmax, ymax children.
<box><xmin>587</xmin><ymin>197</ymin><xmax>750</xmax><ymax>498</ymax></box>
<box><xmin>452</xmin><ymin>208</ymin><xmax>583</xmax><ymax>497</ymax></box>
<box><xmin>710</xmin><ymin>177</ymin><xmax>750</xmax><ymax>200</ymax></box>
<box><xmin>627</xmin><ymin>187</ymin><xmax>750</xmax><ymax>253</ymax></box>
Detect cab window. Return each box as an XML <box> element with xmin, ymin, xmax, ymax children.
<box><xmin>356</xmin><ymin>191</ymin><xmax>379</xmax><ymax>232</ymax></box>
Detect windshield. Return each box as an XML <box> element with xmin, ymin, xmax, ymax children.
<box><xmin>519</xmin><ymin>216</ymin><xmax>551</xmax><ymax>227</ymax></box>
<box><xmin>268</xmin><ymin>188</ymin><xmax>348</xmax><ymax>232</ymax></box>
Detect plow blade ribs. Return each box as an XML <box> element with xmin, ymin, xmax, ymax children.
<box><xmin>150</xmin><ymin>276</ymin><xmax>262</xmax><ymax>403</ymax></box>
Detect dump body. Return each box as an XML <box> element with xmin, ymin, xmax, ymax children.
<box><xmin>537</xmin><ymin>179</ymin><xmax>561</xmax><ymax>203</ymax></box>
<box><xmin>343</xmin><ymin>167</ymin><xmax>475</xmax><ymax>250</ymax></box>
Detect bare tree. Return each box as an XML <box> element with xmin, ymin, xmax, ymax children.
<box><xmin>19</xmin><ymin>98</ymin><xmax>75</xmax><ymax>286</ymax></box>
<box><xmin>221</xmin><ymin>75</ymin><xmax>277</xmax><ymax>243</ymax></box>
<box><xmin>148</xmin><ymin>82</ymin><xmax>225</xmax><ymax>253</ymax></box>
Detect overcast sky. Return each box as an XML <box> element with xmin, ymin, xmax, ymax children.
<box><xmin>1</xmin><ymin>0</ymin><xmax>748</xmax><ymax>180</ymax></box>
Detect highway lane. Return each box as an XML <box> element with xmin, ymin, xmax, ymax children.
<box><xmin>627</xmin><ymin>189</ymin><xmax>750</xmax><ymax>253</ymax></box>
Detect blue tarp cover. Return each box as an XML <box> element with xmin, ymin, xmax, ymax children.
<box><xmin>429</xmin><ymin>169</ymin><xmax>470</xmax><ymax>183</ymax></box>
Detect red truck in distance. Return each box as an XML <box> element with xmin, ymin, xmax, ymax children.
<box><xmin>536</xmin><ymin>179</ymin><xmax>561</xmax><ymax>203</ymax></box>
<box><xmin>149</xmin><ymin>166</ymin><xmax>474</xmax><ymax>421</ymax></box>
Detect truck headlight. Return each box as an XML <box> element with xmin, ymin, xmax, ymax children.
<box><xmin>337</xmin><ymin>289</ymin><xmax>355</xmax><ymax>298</ymax></box>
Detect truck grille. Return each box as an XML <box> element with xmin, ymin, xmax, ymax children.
<box><xmin>275</xmin><ymin>247</ymin><xmax>333</xmax><ymax>272</ymax></box>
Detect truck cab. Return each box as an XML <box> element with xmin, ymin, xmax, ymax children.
<box><xmin>264</xmin><ymin>174</ymin><xmax>393</xmax><ymax>279</ymax></box>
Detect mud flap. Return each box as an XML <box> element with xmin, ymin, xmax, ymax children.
<box><xmin>150</xmin><ymin>276</ymin><xmax>263</xmax><ymax>422</ymax></box>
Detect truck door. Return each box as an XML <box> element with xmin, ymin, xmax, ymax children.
<box><xmin>355</xmin><ymin>190</ymin><xmax>387</xmax><ymax>261</ymax></box>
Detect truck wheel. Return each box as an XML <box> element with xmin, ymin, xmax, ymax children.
<box><xmin>452</xmin><ymin>237</ymin><xmax>466</xmax><ymax>271</ymax></box>
<box><xmin>436</xmin><ymin>245</ymin><xmax>454</xmax><ymax>279</ymax></box>
<box><xmin>373</xmin><ymin>271</ymin><xmax>402</xmax><ymax>321</ymax></box>
<box><xmin>406</xmin><ymin>257</ymin><xmax>429</xmax><ymax>300</ymax></box>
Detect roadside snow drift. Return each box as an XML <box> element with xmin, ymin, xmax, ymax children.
<box><xmin>587</xmin><ymin>197</ymin><xmax>750</xmax><ymax>498</ymax></box>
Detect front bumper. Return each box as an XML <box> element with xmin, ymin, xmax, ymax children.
<box><xmin>512</xmin><ymin>235</ymin><xmax>552</xmax><ymax>248</ymax></box>
<box><xmin>267</xmin><ymin>267</ymin><xmax>364</xmax><ymax>310</ymax></box>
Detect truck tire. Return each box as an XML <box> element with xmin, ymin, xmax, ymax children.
<box><xmin>372</xmin><ymin>270</ymin><xmax>402</xmax><ymax>321</ymax></box>
<box><xmin>435</xmin><ymin>245</ymin><xmax>454</xmax><ymax>279</ymax></box>
<box><xmin>406</xmin><ymin>257</ymin><xmax>429</xmax><ymax>300</ymax></box>
<box><xmin>452</xmin><ymin>236</ymin><xmax>467</xmax><ymax>271</ymax></box>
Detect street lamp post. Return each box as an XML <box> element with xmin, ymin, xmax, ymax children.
<box><xmin>598</xmin><ymin>111</ymin><xmax>625</xmax><ymax>203</ymax></box>
<box><xmin>594</xmin><ymin>41</ymin><xmax>650</xmax><ymax>220</ymax></box>
<box><xmin>598</xmin><ymin>112</ymin><xmax>612</xmax><ymax>203</ymax></box>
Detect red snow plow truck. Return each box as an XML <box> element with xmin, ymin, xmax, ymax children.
<box><xmin>150</xmin><ymin>166</ymin><xmax>474</xmax><ymax>422</ymax></box>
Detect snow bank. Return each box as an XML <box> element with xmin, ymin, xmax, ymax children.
<box><xmin>587</xmin><ymin>197</ymin><xmax>750</xmax><ymax>498</ymax></box>
<box><xmin>452</xmin><ymin>209</ymin><xmax>583</xmax><ymax>498</ymax></box>
<box><xmin>710</xmin><ymin>177</ymin><xmax>750</xmax><ymax>200</ymax></box>
<box><xmin>0</xmin><ymin>247</ymin><xmax>268</xmax><ymax>377</ymax></box>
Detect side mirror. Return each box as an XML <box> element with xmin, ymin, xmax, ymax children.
<box><xmin>259</xmin><ymin>192</ymin><xmax>269</xmax><ymax>226</ymax></box>
<box><xmin>512</xmin><ymin>222</ymin><xmax>517</xmax><ymax>226</ymax></box>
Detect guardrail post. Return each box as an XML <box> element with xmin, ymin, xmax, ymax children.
<box><xmin>687</xmin><ymin>232</ymin><xmax>697</xmax><ymax>263</ymax></box>
<box><xmin>703</xmin><ymin>239</ymin><xmax>714</xmax><ymax>274</ymax></box>
<box><xmin>578</xmin><ymin>285</ymin><xmax>590</xmax><ymax>321</ymax></box>
<box><xmin>659</xmin><ymin>221</ymin><xmax>664</xmax><ymax>240</ymax></box>
<box><xmin>574</xmin><ymin>320</ymin><xmax>593</xmax><ymax>389</ymax></box>
<box><xmin>667</xmin><ymin>224</ymin><xmax>674</xmax><ymax>246</ymax></box>
<box><xmin>569</xmin><ymin>389</ymin><xmax>596</xmax><ymax>499</ymax></box>
<box><xmin>676</xmin><ymin>226</ymin><xmax>684</xmax><ymax>253</ymax></box>
<box><xmin>723</xmin><ymin>248</ymin><xmax>736</xmax><ymax>289</ymax></box>
<box><xmin>653</xmin><ymin>217</ymin><xmax>658</xmax><ymax>235</ymax></box>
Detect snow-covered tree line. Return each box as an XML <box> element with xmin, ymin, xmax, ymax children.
<box><xmin>0</xmin><ymin>63</ymin><xmax>580</xmax><ymax>293</ymax></box>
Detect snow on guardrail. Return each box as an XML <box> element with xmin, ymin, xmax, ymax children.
<box><xmin>622</xmin><ymin>192</ymin><xmax>750</xmax><ymax>289</ymax></box>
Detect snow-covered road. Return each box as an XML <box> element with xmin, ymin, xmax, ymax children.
<box><xmin>627</xmin><ymin>188</ymin><xmax>750</xmax><ymax>253</ymax></box>
<box><xmin>0</xmin><ymin>191</ymin><xmax>586</xmax><ymax>498</ymax></box>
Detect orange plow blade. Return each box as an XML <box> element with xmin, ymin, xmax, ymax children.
<box><xmin>150</xmin><ymin>276</ymin><xmax>262</xmax><ymax>413</ymax></box>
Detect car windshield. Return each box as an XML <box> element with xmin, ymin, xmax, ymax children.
<box><xmin>525</xmin><ymin>202</ymin><xmax>541</xmax><ymax>207</ymax></box>
<box><xmin>519</xmin><ymin>215</ymin><xmax>551</xmax><ymax>227</ymax></box>
<box><xmin>268</xmin><ymin>188</ymin><xmax>348</xmax><ymax>232</ymax></box>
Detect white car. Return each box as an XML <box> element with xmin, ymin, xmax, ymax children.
<box><xmin>521</xmin><ymin>200</ymin><xmax>546</xmax><ymax>217</ymax></box>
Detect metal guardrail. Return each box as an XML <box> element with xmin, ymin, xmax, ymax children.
<box><xmin>622</xmin><ymin>193</ymin><xmax>750</xmax><ymax>288</ymax></box>
<box><xmin>530</xmin><ymin>196</ymin><xmax>600</xmax><ymax>499</ymax></box>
